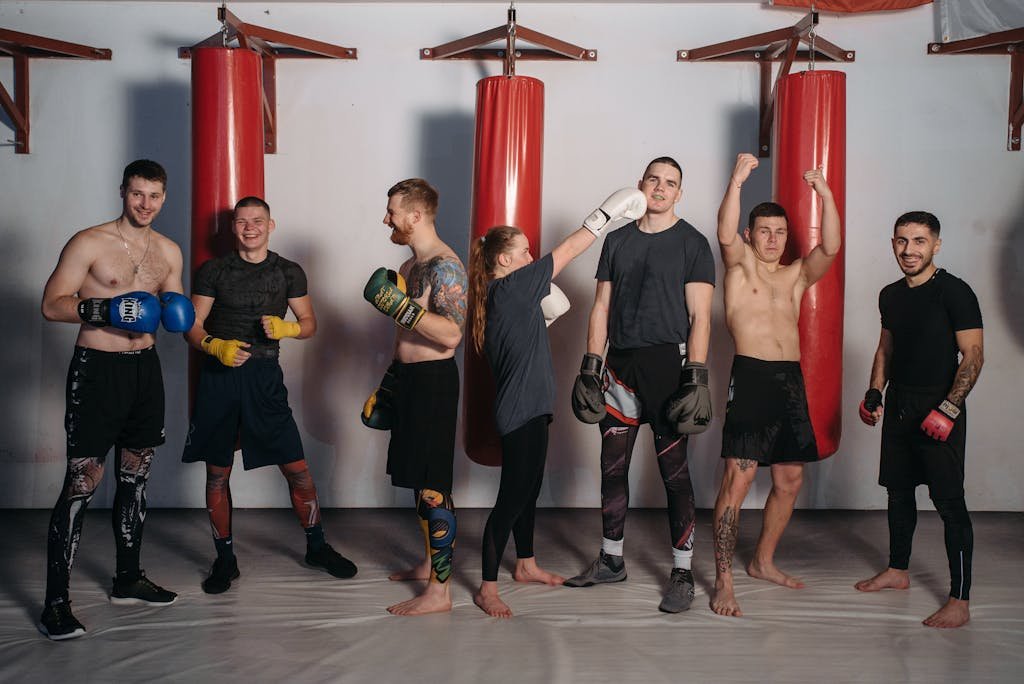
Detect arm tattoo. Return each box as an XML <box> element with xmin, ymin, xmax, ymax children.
<box><xmin>948</xmin><ymin>344</ymin><xmax>983</xmax><ymax>406</ymax></box>
<box><xmin>410</xmin><ymin>256</ymin><xmax>467</xmax><ymax>329</ymax></box>
<box><xmin>714</xmin><ymin>505</ymin><xmax>739</xmax><ymax>577</ymax></box>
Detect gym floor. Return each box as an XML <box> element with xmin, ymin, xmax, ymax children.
<box><xmin>1</xmin><ymin>508</ymin><xmax>1021</xmax><ymax>683</ymax></box>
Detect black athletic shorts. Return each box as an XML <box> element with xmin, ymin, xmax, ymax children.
<box><xmin>879</xmin><ymin>384</ymin><xmax>967</xmax><ymax>499</ymax></box>
<box><xmin>182</xmin><ymin>354</ymin><xmax>304</xmax><ymax>470</ymax></box>
<box><xmin>721</xmin><ymin>355</ymin><xmax>818</xmax><ymax>465</ymax></box>
<box><xmin>65</xmin><ymin>345</ymin><xmax>165</xmax><ymax>459</ymax></box>
<box><xmin>387</xmin><ymin>357</ymin><xmax>459</xmax><ymax>491</ymax></box>
<box><xmin>603</xmin><ymin>343</ymin><xmax>685</xmax><ymax>437</ymax></box>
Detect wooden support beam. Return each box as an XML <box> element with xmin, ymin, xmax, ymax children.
<box><xmin>179</xmin><ymin>5</ymin><xmax>356</xmax><ymax>154</ymax></box>
<box><xmin>678</xmin><ymin>12</ymin><xmax>854</xmax><ymax>158</ymax></box>
<box><xmin>0</xmin><ymin>28</ymin><xmax>110</xmax><ymax>154</ymax></box>
<box><xmin>928</xmin><ymin>28</ymin><xmax>1024</xmax><ymax>151</ymax></box>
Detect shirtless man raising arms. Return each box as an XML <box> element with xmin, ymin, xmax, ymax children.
<box><xmin>711</xmin><ymin>153</ymin><xmax>840</xmax><ymax>617</ymax></box>
<box><xmin>363</xmin><ymin>178</ymin><xmax>468</xmax><ymax>616</ymax></box>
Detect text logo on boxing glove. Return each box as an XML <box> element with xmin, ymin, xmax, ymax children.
<box><xmin>920</xmin><ymin>399</ymin><xmax>960</xmax><ymax>442</ymax></box>
<box><xmin>78</xmin><ymin>291</ymin><xmax>161</xmax><ymax>334</ymax></box>
<box><xmin>363</xmin><ymin>267</ymin><xmax>425</xmax><ymax>330</ymax></box>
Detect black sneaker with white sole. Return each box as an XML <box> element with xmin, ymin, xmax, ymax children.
<box><xmin>110</xmin><ymin>572</ymin><xmax>178</xmax><ymax>606</ymax></box>
<box><xmin>38</xmin><ymin>600</ymin><xmax>86</xmax><ymax>641</ymax></box>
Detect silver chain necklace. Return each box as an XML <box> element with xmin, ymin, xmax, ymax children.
<box><xmin>114</xmin><ymin>218</ymin><xmax>152</xmax><ymax>275</ymax></box>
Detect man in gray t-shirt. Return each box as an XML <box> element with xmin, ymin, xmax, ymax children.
<box><xmin>564</xmin><ymin>156</ymin><xmax>715</xmax><ymax>615</ymax></box>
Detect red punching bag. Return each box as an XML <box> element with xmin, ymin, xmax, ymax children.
<box><xmin>190</xmin><ymin>47</ymin><xmax>265</xmax><ymax>399</ymax></box>
<box><xmin>191</xmin><ymin>47</ymin><xmax>265</xmax><ymax>271</ymax></box>
<box><xmin>772</xmin><ymin>70</ymin><xmax>846</xmax><ymax>459</ymax></box>
<box><xmin>464</xmin><ymin>75</ymin><xmax>545</xmax><ymax>466</ymax></box>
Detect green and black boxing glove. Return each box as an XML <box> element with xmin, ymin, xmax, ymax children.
<box><xmin>363</xmin><ymin>267</ymin><xmax>425</xmax><ymax>330</ymax></box>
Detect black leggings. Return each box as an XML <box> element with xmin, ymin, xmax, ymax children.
<box><xmin>481</xmin><ymin>416</ymin><xmax>549</xmax><ymax>582</ymax></box>
<box><xmin>45</xmin><ymin>447</ymin><xmax>154</xmax><ymax>605</ymax></box>
<box><xmin>887</xmin><ymin>487</ymin><xmax>973</xmax><ymax>600</ymax></box>
<box><xmin>599</xmin><ymin>415</ymin><xmax>695</xmax><ymax>552</ymax></box>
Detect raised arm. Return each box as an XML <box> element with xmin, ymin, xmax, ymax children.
<box><xmin>552</xmin><ymin>188</ymin><xmax>646</xmax><ymax>278</ymax></box>
<box><xmin>800</xmin><ymin>168</ymin><xmax>841</xmax><ymax>286</ymax></box>
<box><xmin>718</xmin><ymin>154</ymin><xmax>758</xmax><ymax>268</ymax></box>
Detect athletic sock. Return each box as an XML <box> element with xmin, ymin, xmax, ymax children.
<box><xmin>304</xmin><ymin>523</ymin><xmax>326</xmax><ymax>552</ymax></box>
<box><xmin>214</xmin><ymin>535</ymin><xmax>235</xmax><ymax>561</ymax></box>
<box><xmin>601</xmin><ymin>537</ymin><xmax>624</xmax><ymax>557</ymax></box>
<box><xmin>672</xmin><ymin>546</ymin><xmax>693</xmax><ymax>570</ymax></box>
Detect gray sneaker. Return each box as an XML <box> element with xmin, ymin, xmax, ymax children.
<box><xmin>563</xmin><ymin>550</ymin><xmax>626</xmax><ymax>587</ymax></box>
<box><xmin>658</xmin><ymin>568</ymin><xmax>695</xmax><ymax>613</ymax></box>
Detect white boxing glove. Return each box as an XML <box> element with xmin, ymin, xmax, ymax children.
<box><xmin>583</xmin><ymin>188</ymin><xmax>647</xmax><ymax>237</ymax></box>
<box><xmin>540</xmin><ymin>283</ymin><xmax>570</xmax><ymax>327</ymax></box>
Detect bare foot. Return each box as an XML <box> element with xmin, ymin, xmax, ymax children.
<box><xmin>923</xmin><ymin>597</ymin><xmax>970</xmax><ymax>628</ymax></box>
<box><xmin>747</xmin><ymin>560</ymin><xmax>805</xmax><ymax>589</ymax></box>
<box><xmin>711</xmin><ymin>577</ymin><xmax>743</xmax><ymax>617</ymax></box>
<box><xmin>474</xmin><ymin>581</ymin><xmax>512</xmax><ymax>618</ymax></box>
<box><xmin>513</xmin><ymin>557</ymin><xmax>565</xmax><ymax>586</ymax></box>
<box><xmin>854</xmin><ymin>567</ymin><xmax>910</xmax><ymax>592</ymax></box>
<box><xmin>388</xmin><ymin>559</ymin><xmax>431</xmax><ymax>581</ymax></box>
<box><xmin>387</xmin><ymin>582</ymin><xmax>452</xmax><ymax>616</ymax></box>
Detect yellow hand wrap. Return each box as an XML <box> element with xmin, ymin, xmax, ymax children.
<box><xmin>264</xmin><ymin>316</ymin><xmax>301</xmax><ymax>340</ymax></box>
<box><xmin>201</xmin><ymin>336</ymin><xmax>245</xmax><ymax>367</ymax></box>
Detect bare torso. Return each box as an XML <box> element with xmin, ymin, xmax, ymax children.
<box><xmin>393</xmin><ymin>245</ymin><xmax>465</xmax><ymax>363</ymax></box>
<box><xmin>73</xmin><ymin>222</ymin><xmax>176</xmax><ymax>352</ymax></box>
<box><xmin>723</xmin><ymin>258</ymin><xmax>807</xmax><ymax>361</ymax></box>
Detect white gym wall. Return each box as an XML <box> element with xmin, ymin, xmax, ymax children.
<box><xmin>1</xmin><ymin>1</ymin><xmax>1021</xmax><ymax>510</ymax></box>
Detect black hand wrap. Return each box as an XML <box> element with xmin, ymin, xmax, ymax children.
<box><xmin>863</xmin><ymin>388</ymin><xmax>883</xmax><ymax>413</ymax></box>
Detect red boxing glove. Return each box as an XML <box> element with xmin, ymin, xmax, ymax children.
<box><xmin>920</xmin><ymin>399</ymin><xmax>960</xmax><ymax>442</ymax></box>
<box><xmin>859</xmin><ymin>388</ymin><xmax>883</xmax><ymax>426</ymax></box>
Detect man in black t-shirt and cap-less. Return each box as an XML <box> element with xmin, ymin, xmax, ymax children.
<box><xmin>564</xmin><ymin>156</ymin><xmax>716</xmax><ymax>614</ymax></box>
<box><xmin>855</xmin><ymin>210</ymin><xmax>983</xmax><ymax>629</ymax></box>
<box><xmin>183</xmin><ymin>196</ymin><xmax>356</xmax><ymax>593</ymax></box>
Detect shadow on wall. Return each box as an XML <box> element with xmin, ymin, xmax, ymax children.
<box><xmin>998</xmin><ymin>192</ymin><xmax>1024</xmax><ymax>351</ymax></box>
<box><xmin>127</xmin><ymin>78</ymin><xmax>192</xmax><ymax>505</ymax></box>
<box><xmin>418</xmin><ymin>111</ymin><xmax>475</xmax><ymax>266</ymax></box>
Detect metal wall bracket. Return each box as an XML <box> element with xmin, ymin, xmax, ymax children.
<box><xmin>928</xmin><ymin>27</ymin><xmax>1024</xmax><ymax>151</ymax></box>
<box><xmin>678</xmin><ymin>12</ymin><xmax>855</xmax><ymax>157</ymax></box>
<box><xmin>179</xmin><ymin>5</ymin><xmax>356</xmax><ymax>154</ymax></box>
<box><xmin>0</xmin><ymin>28</ymin><xmax>111</xmax><ymax>154</ymax></box>
<box><xmin>420</xmin><ymin>5</ymin><xmax>596</xmax><ymax>75</ymax></box>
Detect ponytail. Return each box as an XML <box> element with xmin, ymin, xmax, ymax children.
<box><xmin>467</xmin><ymin>225</ymin><xmax>524</xmax><ymax>354</ymax></box>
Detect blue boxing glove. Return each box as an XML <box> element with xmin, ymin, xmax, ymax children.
<box><xmin>78</xmin><ymin>291</ymin><xmax>161</xmax><ymax>333</ymax></box>
<box><xmin>159</xmin><ymin>292</ymin><xmax>196</xmax><ymax>332</ymax></box>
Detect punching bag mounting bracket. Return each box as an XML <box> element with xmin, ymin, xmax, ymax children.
<box><xmin>420</xmin><ymin>3</ymin><xmax>596</xmax><ymax>76</ymax></box>
<box><xmin>180</xmin><ymin>4</ymin><xmax>357</xmax><ymax>154</ymax></box>
<box><xmin>0</xmin><ymin>28</ymin><xmax>111</xmax><ymax>154</ymax></box>
<box><xmin>927</xmin><ymin>27</ymin><xmax>1024</xmax><ymax>151</ymax></box>
<box><xmin>677</xmin><ymin>11</ymin><xmax>854</xmax><ymax>158</ymax></box>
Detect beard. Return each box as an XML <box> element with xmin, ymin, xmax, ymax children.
<box><xmin>898</xmin><ymin>253</ymin><xmax>933</xmax><ymax>277</ymax></box>
<box><xmin>389</xmin><ymin>223</ymin><xmax>413</xmax><ymax>245</ymax></box>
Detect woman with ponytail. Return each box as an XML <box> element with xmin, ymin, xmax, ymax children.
<box><xmin>470</xmin><ymin>187</ymin><xmax>646</xmax><ymax>618</ymax></box>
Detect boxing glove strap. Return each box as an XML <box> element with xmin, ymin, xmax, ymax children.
<box><xmin>680</xmin><ymin>362</ymin><xmax>708</xmax><ymax>386</ymax></box>
<box><xmin>937</xmin><ymin>399</ymin><xmax>961</xmax><ymax>420</ymax></box>
<box><xmin>78</xmin><ymin>298</ymin><xmax>109</xmax><ymax>326</ymax></box>
<box><xmin>580</xmin><ymin>353</ymin><xmax>603</xmax><ymax>376</ymax></box>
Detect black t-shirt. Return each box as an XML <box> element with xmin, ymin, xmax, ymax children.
<box><xmin>879</xmin><ymin>268</ymin><xmax>982</xmax><ymax>387</ymax></box>
<box><xmin>596</xmin><ymin>219</ymin><xmax>715</xmax><ymax>350</ymax></box>
<box><xmin>484</xmin><ymin>254</ymin><xmax>555</xmax><ymax>436</ymax></box>
<box><xmin>193</xmin><ymin>251</ymin><xmax>308</xmax><ymax>354</ymax></box>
